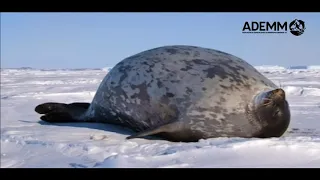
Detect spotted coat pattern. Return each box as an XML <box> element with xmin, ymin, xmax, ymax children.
<box><xmin>84</xmin><ymin>45</ymin><xmax>279</xmax><ymax>141</ymax></box>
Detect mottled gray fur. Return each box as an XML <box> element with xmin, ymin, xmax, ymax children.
<box><xmin>35</xmin><ymin>45</ymin><xmax>291</xmax><ymax>142</ymax></box>
<box><xmin>80</xmin><ymin>45</ymin><xmax>289</xmax><ymax>141</ymax></box>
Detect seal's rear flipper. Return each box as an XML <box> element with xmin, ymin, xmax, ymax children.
<box><xmin>69</xmin><ymin>102</ymin><xmax>91</xmax><ymax>109</ymax></box>
<box><xmin>35</xmin><ymin>102</ymin><xmax>90</xmax><ymax>123</ymax></box>
<box><xmin>126</xmin><ymin>122</ymin><xmax>180</xmax><ymax>140</ymax></box>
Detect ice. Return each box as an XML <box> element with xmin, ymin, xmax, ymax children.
<box><xmin>1</xmin><ymin>66</ymin><xmax>320</xmax><ymax>168</ymax></box>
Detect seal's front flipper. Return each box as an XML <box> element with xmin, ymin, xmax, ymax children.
<box><xmin>35</xmin><ymin>102</ymin><xmax>90</xmax><ymax>123</ymax></box>
<box><xmin>126</xmin><ymin>122</ymin><xmax>181</xmax><ymax>140</ymax></box>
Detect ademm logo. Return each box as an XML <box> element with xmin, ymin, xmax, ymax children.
<box><xmin>242</xmin><ymin>19</ymin><xmax>306</xmax><ymax>36</ymax></box>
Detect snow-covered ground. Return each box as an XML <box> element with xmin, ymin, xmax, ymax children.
<box><xmin>1</xmin><ymin>66</ymin><xmax>320</xmax><ymax>168</ymax></box>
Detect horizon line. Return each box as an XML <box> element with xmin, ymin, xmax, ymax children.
<box><xmin>1</xmin><ymin>65</ymin><xmax>320</xmax><ymax>70</ymax></box>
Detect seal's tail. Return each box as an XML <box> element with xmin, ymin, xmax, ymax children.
<box><xmin>35</xmin><ymin>102</ymin><xmax>90</xmax><ymax>123</ymax></box>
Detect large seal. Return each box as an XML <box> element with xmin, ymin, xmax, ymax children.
<box><xmin>34</xmin><ymin>45</ymin><xmax>291</xmax><ymax>142</ymax></box>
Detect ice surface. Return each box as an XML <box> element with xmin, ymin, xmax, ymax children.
<box><xmin>1</xmin><ymin>66</ymin><xmax>320</xmax><ymax>168</ymax></box>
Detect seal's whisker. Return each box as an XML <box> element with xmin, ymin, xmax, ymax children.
<box><xmin>261</xmin><ymin>98</ymin><xmax>273</xmax><ymax>106</ymax></box>
<box><xmin>263</xmin><ymin>102</ymin><xmax>272</xmax><ymax>106</ymax></box>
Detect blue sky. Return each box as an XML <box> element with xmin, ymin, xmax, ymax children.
<box><xmin>1</xmin><ymin>13</ymin><xmax>319</xmax><ymax>69</ymax></box>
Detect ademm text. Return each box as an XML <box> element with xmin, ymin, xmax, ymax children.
<box><xmin>242</xmin><ymin>21</ymin><xmax>288</xmax><ymax>34</ymax></box>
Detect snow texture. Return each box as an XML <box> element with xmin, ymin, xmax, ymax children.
<box><xmin>1</xmin><ymin>66</ymin><xmax>320</xmax><ymax>168</ymax></box>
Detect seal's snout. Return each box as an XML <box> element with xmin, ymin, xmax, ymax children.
<box><xmin>271</xmin><ymin>88</ymin><xmax>286</xmax><ymax>104</ymax></box>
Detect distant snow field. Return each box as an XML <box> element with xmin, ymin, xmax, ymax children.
<box><xmin>1</xmin><ymin>65</ymin><xmax>320</xmax><ymax>168</ymax></box>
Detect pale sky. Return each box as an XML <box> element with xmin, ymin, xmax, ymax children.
<box><xmin>1</xmin><ymin>12</ymin><xmax>319</xmax><ymax>69</ymax></box>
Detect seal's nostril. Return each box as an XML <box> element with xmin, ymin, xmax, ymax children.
<box><xmin>271</xmin><ymin>89</ymin><xmax>286</xmax><ymax>104</ymax></box>
<box><xmin>275</xmin><ymin>88</ymin><xmax>285</xmax><ymax>98</ymax></box>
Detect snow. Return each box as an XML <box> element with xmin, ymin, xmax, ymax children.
<box><xmin>1</xmin><ymin>66</ymin><xmax>320</xmax><ymax>168</ymax></box>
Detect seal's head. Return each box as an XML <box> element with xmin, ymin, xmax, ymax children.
<box><xmin>252</xmin><ymin>88</ymin><xmax>291</xmax><ymax>138</ymax></box>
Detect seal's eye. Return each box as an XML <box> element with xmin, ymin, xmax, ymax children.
<box><xmin>273</xmin><ymin>110</ymin><xmax>280</xmax><ymax>117</ymax></box>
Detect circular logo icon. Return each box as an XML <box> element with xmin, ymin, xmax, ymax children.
<box><xmin>289</xmin><ymin>19</ymin><xmax>306</xmax><ymax>36</ymax></box>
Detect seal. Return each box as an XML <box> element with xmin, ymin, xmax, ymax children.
<box><xmin>34</xmin><ymin>45</ymin><xmax>291</xmax><ymax>142</ymax></box>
